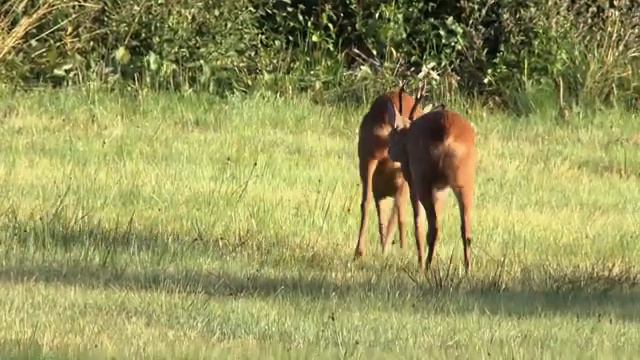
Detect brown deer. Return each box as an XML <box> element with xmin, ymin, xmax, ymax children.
<box><xmin>355</xmin><ymin>84</ymin><xmax>424</xmax><ymax>259</ymax></box>
<box><xmin>386</xmin><ymin>83</ymin><xmax>477</xmax><ymax>273</ymax></box>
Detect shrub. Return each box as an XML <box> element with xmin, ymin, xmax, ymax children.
<box><xmin>1</xmin><ymin>0</ymin><xmax>639</xmax><ymax>112</ymax></box>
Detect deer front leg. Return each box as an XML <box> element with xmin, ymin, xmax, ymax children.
<box><xmin>355</xmin><ymin>159</ymin><xmax>378</xmax><ymax>259</ymax></box>
<box><xmin>395</xmin><ymin>182</ymin><xmax>409</xmax><ymax>251</ymax></box>
<box><xmin>381</xmin><ymin>197</ymin><xmax>398</xmax><ymax>255</ymax></box>
<box><xmin>375</xmin><ymin>195</ymin><xmax>391</xmax><ymax>253</ymax></box>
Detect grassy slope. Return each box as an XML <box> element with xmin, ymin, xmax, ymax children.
<box><xmin>0</xmin><ymin>88</ymin><xmax>639</xmax><ymax>359</ymax></box>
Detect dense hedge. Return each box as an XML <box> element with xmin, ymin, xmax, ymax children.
<box><xmin>2</xmin><ymin>0</ymin><xmax>639</xmax><ymax>110</ymax></box>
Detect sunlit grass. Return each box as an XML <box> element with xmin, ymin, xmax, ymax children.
<box><xmin>0</xmin><ymin>88</ymin><xmax>639</xmax><ymax>359</ymax></box>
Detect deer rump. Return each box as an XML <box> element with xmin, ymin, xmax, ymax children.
<box><xmin>389</xmin><ymin>108</ymin><xmax>473</xmax><ymax>187</ymax></box>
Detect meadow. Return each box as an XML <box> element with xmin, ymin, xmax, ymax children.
<box><xmin>0</xmin><ymin>87</ymin><xmax>639</xmax><ymax>359</ymax></box>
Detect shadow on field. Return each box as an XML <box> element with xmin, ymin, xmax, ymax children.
<box><xmin>1</xmin><ymin>261</ymin><xmax>639</xmax><ymax>322</ymax></box>
<box><xmin>2</xmin><ymin>216</ymin><xmax>640</xmax><ymax>322</ymax></box>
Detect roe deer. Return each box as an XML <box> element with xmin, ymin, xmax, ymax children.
<box><xmin>386</xmin><ymin>83</ymin><xmax>477</xmax><ymax>273</ymax></box>
<box><xmin>355</xmin><ymin>84</ymin><xmax>424</xmax><ymax>259</ymax></box>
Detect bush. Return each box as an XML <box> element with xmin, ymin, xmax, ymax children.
<box><xmin>1</xmin><ymin>0</ymin><xmax>639</xmax><ymax>112</ymax></box>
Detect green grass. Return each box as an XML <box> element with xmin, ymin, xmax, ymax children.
<box><xmin>0</xmin><ymin>87</ymin><xmax>639</xmax><ymax>359</ymax></box>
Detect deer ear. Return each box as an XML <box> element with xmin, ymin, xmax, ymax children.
<box><xmin>386</xmin><ymin>100</ymin><xmax>403</xmax><ymax>130</ymax></box>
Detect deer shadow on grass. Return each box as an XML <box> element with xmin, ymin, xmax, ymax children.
<box><xmin>1</xmin><ymin>216</ymin><xmax>639</xmax><ymax>322</ymax></box>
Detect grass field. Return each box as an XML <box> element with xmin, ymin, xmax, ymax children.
<box><xmin>0</xmin><ymin>87</ymin><xmax>639</xmax><ymax>359</ymax></box>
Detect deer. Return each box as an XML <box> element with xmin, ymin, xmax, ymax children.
<box><xmin>385</xmin><ymin>82</ymin><xmax>477</xmax><ymax>273</ymax></box>
<box><xmin>354</xmin><ymin>83</ymin><xmax>424</xmax><ymax>259</ymax></box>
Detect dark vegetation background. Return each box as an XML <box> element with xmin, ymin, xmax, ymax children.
<box><xmin>1</xmin><ymin>0</ymin><xmax>639</xmax><ymax>114</ymax></box>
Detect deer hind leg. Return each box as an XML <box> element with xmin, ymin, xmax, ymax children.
<box><xmin>409</xmin><ymin>184</ymin><xmax>427</xmax><ymax>271</ymax></box>
<box><xmin>355</xmin><ymin>159</ymin><xmax>378</xmax><ymax>259</ymax></box>
<box><xmin>425</xmin><ymin>188</ymin><xmax>448</xmax><ymax>271</ymax></box>
<box><xmin>454</xmin><ymin>186</ymin><xmax>474</xmax><ymax>273</ymax></box>
<box><xmin>422</xmin><ymin>189</ymin><xmax>439</xmax><ymax>272</ymax></box>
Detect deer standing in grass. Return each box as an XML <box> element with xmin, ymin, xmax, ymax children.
<box><xmin>386</xmin><ymin>83</ymin><xmax>477</xmax><ymax>273</ymax></box>
<box><xmin>355</xmin><ymin>85</ymin><xmax>424</xmax><ymax>259</ymax></box>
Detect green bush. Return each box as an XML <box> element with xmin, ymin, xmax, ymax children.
<box><xmin>1</xmin><ymin>0</ymin><xmax>639</xmax><ymax>112</ymax></box>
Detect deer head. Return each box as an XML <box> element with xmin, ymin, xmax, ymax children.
<box><xmin>386</xmin><ymin>80</ymin><xmax>428</xmax><ymax>131</ymax></box>
<box><xmin>385</xmin><ymin>81</ymin><xmax>428</xmax><ymax>165</ymax></box>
